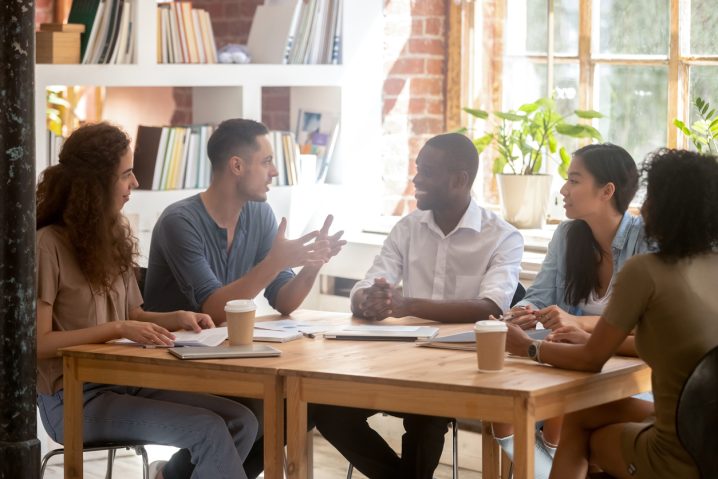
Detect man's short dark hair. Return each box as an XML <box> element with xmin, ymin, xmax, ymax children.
<box><xmin>425</xmin><ymin>133</ymin><xmax>479</xmax><ymax>185</ymax></box>
<box><xmin>207</xmin><ymin>119</ymin><xmax>269</xmax><ymax>171</ymax></box>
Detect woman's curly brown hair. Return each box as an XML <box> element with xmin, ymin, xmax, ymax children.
<box><xmin>641</xmin><ymin>148</ymin><xmax>718</xmax><ymax>260</ymax></box>
<box><xmin>37</xmin><ymin>122</ymin><xmax>138</xmax><ymax>292</ymax></box>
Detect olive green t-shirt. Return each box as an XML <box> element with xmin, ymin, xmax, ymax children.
<box><xmin>603</xmin><ymin>252</ymin><xmax>718</xmax><ymax>478</ymax></box>
<box><xmin>36</xmin><ymin>226</ymin><xmax>143</xmax><ymax>395</ymax></box>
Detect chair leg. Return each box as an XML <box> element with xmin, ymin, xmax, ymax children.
<box><xmin>452</xmin><ymin>419</ymin><xmax>459</xmax><ymax>479</ymax></box>
<box><xmin>346</xmin><ymin>463</ymin><xmax>354</xmax><ymax>479</ymax></box>
<box><xmin>136</xmin><ymin>446</ymin><xmax>149</xmax><ymax>479</ymax></box>
<box><xmin>40</xmin><ymin>449</ymin><xmax>64</xmax><ymax>479</ymax></box>
<box><xmin>106</xmin><ymin>448</ymin><xmax>116</xmax><ymax>479</ymax></box>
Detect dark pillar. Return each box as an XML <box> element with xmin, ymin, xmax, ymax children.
<box><xmin>0</xmin><ymin>1</ymin><xmax>40</xmax><ymax>478</ymax></box>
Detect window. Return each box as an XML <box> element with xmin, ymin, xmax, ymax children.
<box><xmin>451</xmin><ymin>0</ymin><xmax>718</xmax><ymax>201</ymax></box>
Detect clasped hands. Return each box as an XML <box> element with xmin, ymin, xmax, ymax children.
<box><xmin>268</xmin><ymin>214</ymin><xmax>346</xmax><ymax>270</ymax></box>
<box><xmin>355</xmin><ymin>277</ymin><xmax>408</xmax><ymax>320</ymax></box>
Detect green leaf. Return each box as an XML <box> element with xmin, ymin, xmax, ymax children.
<box><xmin>581</xmin><ymin>125</ymin><xmax>603</xmax><ymax>140</ymax></box>
<box><xmin>518</xmin><ymin>102</ymin><xmax>539</xmax><ymax>114</ymax></box>
<box><xmin>574</xmin><ymin>109</ymin><xmax>603</xmax><ymax>119</ymax></box>
<box><xmin>492</xmin><ymin>155</ymin><xmax>508</xmax><ymax>174</ymax></box>
<box><xmin>494</xmin><ymin>111</ymin><xmax>525</xmax><ymax>122</ymax></box>
<box><xmin>547</xmin><ymin>133</ymin><xmax>557</xmax><ymax>154</ymax></box>
<box><xmin>473</xmin><ymin>133</ymin><xmax>493</xmax><ymax>153</ymax></box>
<box><xmin>463</xmin><ymin>107</ymin><xmax>489</xmax><ymax>120</ymax></box>
<box><xmin>707</xmin><ymin>109</ymin><xmax>716</xmax><ymax>120</ymax></box>
<box><xmin>559</xmin><ymin>147</ymin><xmax>571</xmax><ymax>178</ymax></box>
<box><xmin>674</xmin><ymin>119</ymin><xmax>692</xmax><ymax>136</ymax></box>
<box><xmin>555</xmin><ymin>123</ymin><xmax>585</xmax><ymax>136</ymax></box>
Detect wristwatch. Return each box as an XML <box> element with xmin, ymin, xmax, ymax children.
<box><xmin>527</xmin><ymin>340</ymin><xmax>543</xmax><ymax>363</ymax></box>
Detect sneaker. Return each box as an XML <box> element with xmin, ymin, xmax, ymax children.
<box><xmin>495</xmin><ymin>434</ymin><xmax>554</xmax><ymax>479</ymax></box>
<box><xmin>148</xmin><ymin>460</ymin><xmax>168</xmax><ymax>479</ymax></box>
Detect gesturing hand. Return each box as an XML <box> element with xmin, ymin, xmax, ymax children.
<box><xmin>317</xmin><ymin>215</ymin><xmax>347</xmax><ymax>261</ymax></box>
<box><xmin>268</xmin><ymin>217</ymin><xmax>326</xmax><ymax>269</ymax></box>
<box><xmin>546</xmin><ymin>325</ymin><xmax>590</xmax><ymax>345</ymax></box>
<box><xmin>536</xmin><ymin>305</ymin><xmax>581</xmax><ymax>330</ymax></box>
<box><xmin>506</xmin><ymin>305</ymin><xmax>538</xmax><ymax>330</ymax></box>
<box><xmin>120</xmin><ymin>321</ymin><xmax>176</xmax><ymax>346</ymax></box>
<box><xmin>175</xmin><ymin>311</ymin><xmax>215</xmax><ymax>333</ymax></box>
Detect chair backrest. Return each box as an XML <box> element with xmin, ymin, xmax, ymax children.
<box><xmin>676</xmin><ymin>345</ymin><xmax>718</xmax><ymax>479</ymax></box>
<box><xmin>135</xmin><ymin>266</ymin><xmax>148</xmax><ymax>297</ymax></box>
<box><xmin>510</xmin><ymin>283</ymin><xmax>526</xmax><ymax>308</ymax></box>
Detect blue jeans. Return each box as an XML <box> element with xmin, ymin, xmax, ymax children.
<box><xmin>38</xmin><ymin>383</ymin><xmax>258</xmax><ymax>479</ymax></box>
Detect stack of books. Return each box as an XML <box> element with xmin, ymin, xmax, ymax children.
<box><xmin>68</xmin><ymin>0</ymin><xmax>136</xmax><ymax>64</ymax></box>
<box><xmin>247</xmin><ymin>0</ymin><xmax>343</xmax><ymax>64</ymax></box>
<box><xmin>157</xmin><ymin>2</ymin><xmax>218</xmax><ymax>64</ymax></box>
<box><xmin>133</xmin><ymin>125</ymin><xmax>215</xmax><ymax>191</ymax></box>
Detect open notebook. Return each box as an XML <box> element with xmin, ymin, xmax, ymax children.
<box><xmin>323</xmin><ymin>325</ymin><xmax>439</xmax><ymax>341</ymax></box>
<box><xmin>419</xmin><ymin>328</ymin><xmax>551</xmax><ymax>351</ymax></box>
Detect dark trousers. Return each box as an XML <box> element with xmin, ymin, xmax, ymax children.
<box><xmin>313</xmin><ymin>404</ymin><xmax>451</xmax><ymax>479</ymax></box>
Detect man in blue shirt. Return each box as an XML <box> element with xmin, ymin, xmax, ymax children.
<box><xmin>144</xmin><ymin>118</ymin><xmax>344</xmax><ymax>478</ymax></box>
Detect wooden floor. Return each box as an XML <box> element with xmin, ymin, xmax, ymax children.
<box><xmin>41</xmin><ymin>432</ymin><xmax>483</xmax><ymax>478</ymax></box>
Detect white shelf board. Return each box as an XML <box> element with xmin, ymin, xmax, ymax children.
<box><xmin>35</xmin><ymin>64</ymin><xmax>344</xmax><ymax>88</ymax></box>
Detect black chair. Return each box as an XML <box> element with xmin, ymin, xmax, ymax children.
<box><xmin>136</xmin><ymin>266</ymin><xmax>148</xmax><ymax>298</ymax></box>
<box><xmin>40</xmin><ymin>441</ymin><xmax>149</xmax><ymax>479</ymax></box>
<box><xmin>346</xmin><ymin>283</ymin><xmax>527</xmax><ymax>479</ymax></box>
<box><xmin>676</xmin><ymin>345</ymin><xmax>718</xmax><ymax>479</ymax></box>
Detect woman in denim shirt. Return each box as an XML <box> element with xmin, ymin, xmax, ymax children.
<box><xmin>493</xmin><ymin>143</ymin><xmax>650</xmax><ymax>477</ymax></box>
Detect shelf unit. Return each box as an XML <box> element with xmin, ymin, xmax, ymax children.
<box><xmin>34</xmin><ymin>0</ymin><xmax>384</xmax><ymax>250</ymax></box>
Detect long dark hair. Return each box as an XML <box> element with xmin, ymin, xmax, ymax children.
<box><xmin>37</xmin><ymin>122</ymin><xmax>137</xmax><ymax>293</ymax></box>
<box><xmin>641</xmin><ymin>148</ymin><xmax>718</xmax><ymax>260</ymax></box>
<box><xmin>564</xmin><ymin>143</ymin><xmax>639</xmax><ymax>306</ymax></box>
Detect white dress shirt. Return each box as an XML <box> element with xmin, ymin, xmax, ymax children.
<box><xmin>351</xmin><ymin>199</ymin><xmax>524</xmax><ymax>312</ymax></box>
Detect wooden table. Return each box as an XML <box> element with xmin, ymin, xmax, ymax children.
<box><xmin>279</xmin><ymin>315</ymin><xmax>652</xmax><ymax>479</ymax></box>
<box><xmin>61</xmin><ymin>343</ymin><xmax>287</xmax><ymax>479</ymax></box>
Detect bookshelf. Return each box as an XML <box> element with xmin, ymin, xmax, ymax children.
<box><xmin>34</xmin><ymin>0</ymin><xmax>383</xmax><ymax>261</ymax></box>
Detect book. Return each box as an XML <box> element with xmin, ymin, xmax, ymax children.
<box><xmin>323</xmin><ymin>325</ymin><xmax>439</xmax><ymax>341</ymax></box>
<box><xmin>133</xmin><ymin>125</ymin><xmax>164</xmax><ymax>189</ymax></box>
<box><xmin>419</xmin><ymin>328</ymin><xmax>552</xmax><ymax>351</ymax></box>
<box><xmin>113</xmin><ymin>326</ymin><xmax>229</xmax><ymax>347</ymax></box>
<box><xmin>67</xmin><ymin>0</ymin><xmax>102</xmax><ymax>60</ymax></box>
<box><xmin>252</xmin><ymin>329</ymin><xmax>303</xmax><ymax>343</ymax></box>
<box><xmin>247</xmin><ymin>1</ymin><xmax>301</xmax><ymax>64</ymax></box>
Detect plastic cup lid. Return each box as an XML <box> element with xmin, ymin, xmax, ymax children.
<box><xmin>474</xmin><ymin>320</ymin><xmax>508</xmax><ymax>332</ymax></box>
<box><xmin>224</xmin><ymin>299</ymin><xmax>256</xmax><ymax>313</ymax></box>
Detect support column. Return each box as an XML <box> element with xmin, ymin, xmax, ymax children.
<box><xmin>0</xmin><ymin>1</ymin><xmax>40</xmax><ymax>478</ymax></box>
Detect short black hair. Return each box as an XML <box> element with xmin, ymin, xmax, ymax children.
<box><xmin>425</xmin><ymin>133</ymin><xmax>479</xmax><ymax>185</ymax></box>
<box><xmin>207</xmin><ymin>119</ymin><xmax>269</xmax><ymax>171</ymax></box>
<box><xmin>641</xmin><ymin>148</ymin><xmax>718</xmax><ymax>260</ymax></box>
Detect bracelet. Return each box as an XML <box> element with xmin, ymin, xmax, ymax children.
<box><xmin>535</xmin><ymin>340</ymin><xmax>543</xmax><ymax>364</ymax></box>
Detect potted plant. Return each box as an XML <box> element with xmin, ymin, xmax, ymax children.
<box><xmin>464</xmin><ymin>98</ymin><xmax>603</xmax><ymax>228</ymax></box>
<box><xmin>674</xmin><ymin>96</ymin><xmax>718</xmax><ymax>154</ymax></box>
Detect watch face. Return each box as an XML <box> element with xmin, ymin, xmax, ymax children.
<box><xmin>528</xmin><ymin>343</ymin><xmax>537</xmax><ymax>359</ymax></box>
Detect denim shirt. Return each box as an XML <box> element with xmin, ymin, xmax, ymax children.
<box><xmin>516</xmin><ymin>213</ymin><xmax>653</xmax><ymax>315</ymax></box>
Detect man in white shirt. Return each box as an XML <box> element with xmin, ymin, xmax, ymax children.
<box><xmin>313</xmin><ymin>133</ymin><xmax>524</xmax><ymax>479</ymax></box>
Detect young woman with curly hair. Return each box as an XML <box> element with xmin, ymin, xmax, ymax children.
<box><xmin>506</xmin><ymin>148</ymin><xmax>718</xmax><ymax>478</ymax></box>
<box><xmin>36</xmin><ymin>123</ymin><xmax>258</xmax><ymax>479</ymax></box>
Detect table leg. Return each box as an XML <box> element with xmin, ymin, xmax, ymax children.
<box><xmin>513</xmin><ymin>399</ymin><xmax>535</xmax><ymax>479</ymax></box>
<box><xmin>482</xmin><ymin>423</ymin><xmax>500</xmax><ymax>479</ymax></box>
<box><xmin>286</xmin><ymin>376</ymin><xmax>308</xmax><ymax>479</ymax></box>
<box><xmin>62</xmin><ymin>356</ymin><xmax>83</xmax><ymax>479</ymax></box>
<box><xmin>263</xmin><ymin>377</ymin><xmax>284</xmax><ymax>479</ymax></box>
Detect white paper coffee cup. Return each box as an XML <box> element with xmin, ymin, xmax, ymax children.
<box><xmin>224</xmin><ymin>300</ymin><xmax>256</xmax><ymax>346</ymax></box>
<box><xmin>474</xmin><ymin>320</ymin><xmax>508</xmax><ymax>372</ymax></box>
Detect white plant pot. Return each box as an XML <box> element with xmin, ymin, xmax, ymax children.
<box><xmin>496</xmin><ymin>174</ymin><xmax>553</xmax><ymax>229</ymax></box>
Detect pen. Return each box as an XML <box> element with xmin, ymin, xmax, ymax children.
<box><xmin>143</xmin><ymin>344</ymin><xmax>174</xmax><ymax>349</ymax></box>
<box><xmin>302</xmin><ymin>332</ymin><xmax>316</xmax><ymax>339</ymax></box>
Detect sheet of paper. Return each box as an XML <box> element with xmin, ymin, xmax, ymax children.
<box><xmin>254</xmin><ymin>320</ymin><xmax>340</xmax><ymax>334</ymax></box>
<box><xmin>113</xmin><ymin>327</ymin><xmax>228</xmax><ymax>347</ymax></box>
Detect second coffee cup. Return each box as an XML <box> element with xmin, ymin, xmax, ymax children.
<box><xmin>474</xmin><ymin>320</ymin><xmax>508</xmax><ymax>372</ymax></box>
<box><xmin>224</xmin><ymin>299</ymin><xmax>257</xmax><ymax>345</ymax></box>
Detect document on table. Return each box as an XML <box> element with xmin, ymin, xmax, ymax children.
<box><xmin>254</xmin><ymin>319</ymin><xmax>341</xmax><ymax>335</ymax></box>
<box><xmin>113</xmin><ymin>327</ymin><xmax>229</xmax><ymax>347</ymax></box>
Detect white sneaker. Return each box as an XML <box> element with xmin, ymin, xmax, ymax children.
<box><xmin>148</xmin><ymin>460</ymin><xmax>168</xmax><ymax>479</ymax></box>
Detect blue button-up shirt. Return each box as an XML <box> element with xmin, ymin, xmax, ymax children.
<box><xmin>516</xmin><ymin>212</ymin><xmax>653</xmax><ymax>315</ymax></box>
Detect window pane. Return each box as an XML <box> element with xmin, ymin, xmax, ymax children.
<box><xmin>688</xmin><ymin>66</ymin><xmax>718</xmax><ymax>124</ymax></box>
<box><xmin>505</xmin><ymin>0</ymin><xmax>578</xmax><ymax>56</ymax></box>
<box><xmin>502</xmin><ymin>61</ymin><xmax>579</xmax><ymax>115</ymax></box>
<box><xmin>690</xmin><ymin>1</ymin><xmax>718</xmax><ymax>54</ymax></box>
<box><xmin>595</xmin><ymin>66</ymin><xmax>668</xmax><ymax>162</ymax></box>
<box><xmin>596</xmin><ymin>0</ymin><xmax>668</xmax><ymax>55</ymax></box>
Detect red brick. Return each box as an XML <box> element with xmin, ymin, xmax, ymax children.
<box><xmin>410</xmin><ymin>117</ymin><xmax>445</xmax><ymax>135</ymax></box>
<box><xmin>425</xmin><ymin>17</ymin><xmax>444</xmax><ymax>36</ymax></box>
<box><xmin>224</xmin><ymin>2</ymin><xmax>242</xmax><ymax>18</ymax></box>
<box><xmin>388</xmin><ymin>58</ymin><xmax>425</xmax><ymax>75</ymax></box>
<box><xmin>412</xmin><ymin>18</ymin><xmax>424</xmax><ymax>35</ymax></box>
<box><xmin>426</xmin><ymin>99</ymin><xmax>444</xmax><ymax>115</ymax></box>
<box><xmin>409</xmin><ymin>99</ymin><xmax>426</xmax><ymax>114</ymax></box>
<box><xmin>384</xmin><ymin>78</ymin><xmax>407</xmax><ymax>96</ymax></box>
<box><xmin>412</xmin><ymin>0</ymin><xmax>447</xmax><ymax>16</ymax></box>
<box><xmin>410</xmin><ymin>77</ymin><xmax>443</xmax><ymax>96</ymax></box>
<box><xmin>425</xmin><ymin>58</ymin><xmax>445</xmax><ymax>75</ymax></box>
<box><xmin>408</xmin><ymin>38</ymin><xmax>445</xmax><ymax>56</ymax></box>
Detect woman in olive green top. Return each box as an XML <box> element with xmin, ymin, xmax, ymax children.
<box><xmin>506</xmin><ymin>148</ymin><xmax>718</xmax><ymax>479</ymax></box>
